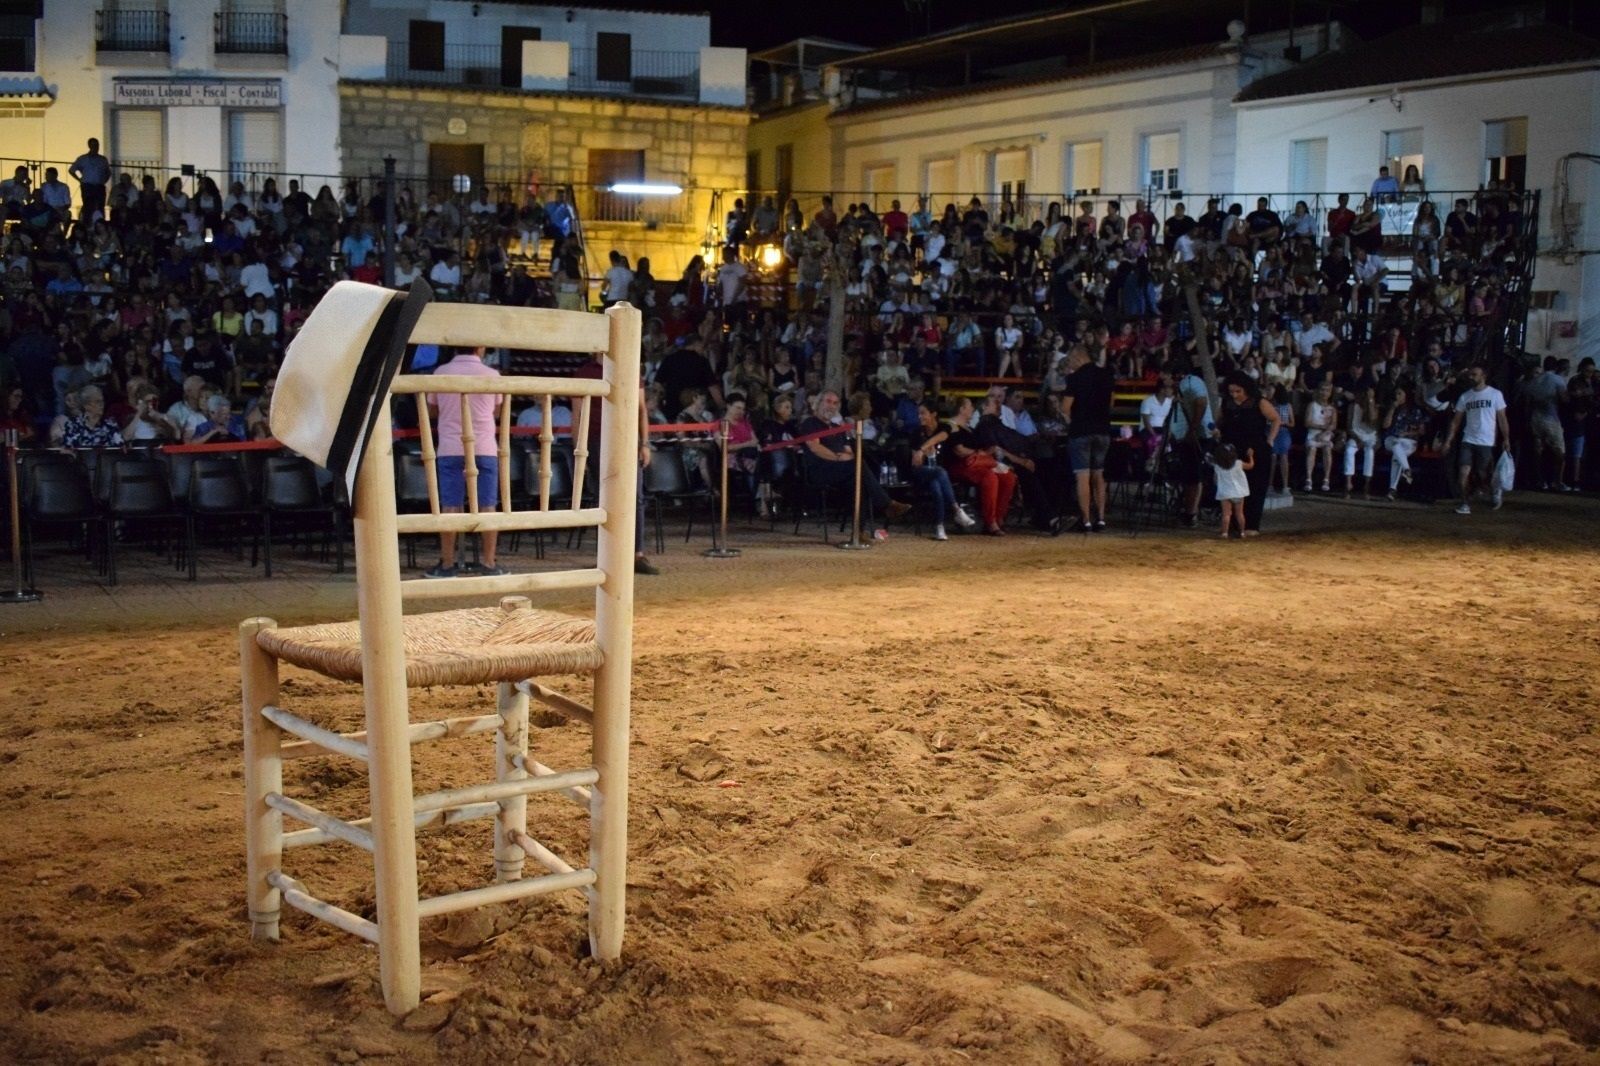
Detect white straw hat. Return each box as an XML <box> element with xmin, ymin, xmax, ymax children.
<box><xmin>273</xmin><ymin>279</ymin><xmax>433</xmax><ymax>500</ymax></box>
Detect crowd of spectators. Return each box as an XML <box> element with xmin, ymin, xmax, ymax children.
<box><xmin>1</xmin><ymin>140</ymin><xmax>1592</xmax><ymax>548</ymax></box>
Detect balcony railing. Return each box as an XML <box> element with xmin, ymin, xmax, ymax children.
<box><xmin>96</xmin><ymin>9</ymin><xmax>169</xmax><ymax>52</ymax></box>
<box><xmin>383</xmin><ymin>40</ymin><xmax>700</xmax><ymax>101</ymax></box>
<box><xmin>568</xmin><ymin>47</ymin><xmax>698</xmax><ymax>99</ymax></box>
<box><xmin>216</xmin><ymin>11</ymin><xmax>287</xmax><ymax>55</ymax></box>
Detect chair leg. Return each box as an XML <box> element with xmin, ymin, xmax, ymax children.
<box><xmin>105</xmin><ymin>517</ymin><xmax>118</xmax><ymax>587</ymax></box>
<box><xmin>262</xmin><ymin>511</ymin><xmax>273</xmax><ymax>578</ymax></box>
<box><xmin>240</xmin><ymin>618</ymin><xmax>283</xmax><ymax>941</ymax></box>
<box><xmin>187</xmin><ymin>514</ymin><xmax>198</xmax><ymax>581</ymax></box>
<box><xmin>494</xmin><ymin>679</ymin><xmax>529</xmax><ymax>883</ymax></box>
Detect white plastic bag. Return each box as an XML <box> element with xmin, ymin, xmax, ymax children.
<box><xmin>1495</xmin><ymin>450</ymin><xmax>1515</xmax><ymax>493</ymax></box>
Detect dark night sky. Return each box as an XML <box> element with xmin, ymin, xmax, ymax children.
<box><xmin>698</xmin><ymin>0</ymin><xmax>1066</xmax><ymax>50</ymax></box>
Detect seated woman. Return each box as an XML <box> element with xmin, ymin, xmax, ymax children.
<box><xmin>55</xmin><ymin>385</ymin><xmax>121</xmax><ymax>448</ymax></box>
<box><xmin>722</xmin><ymin>394</ymin><xmax>762</xmax><ymax>509</ymax></box>
<box><xmin>756</xmin><ymin>392</ymin><xmax>798</xmax><ymax>515</ymax></box>
<box><xmin>188</xmin><ymin>394</ymin><xmax>246</xmax><ymax>444</ymax></box>
<box><xmin>1342</xmin><ymin>385</ymin><xmax>1381</xmax><ymax>499</ymax></box>
<box><xmin>941</xmin><ymin>396</ymin><xmax>1016</xmax><ymax>536</ymax></box>
<box><xmin>1302</xmin><ymin>380</ymin><xmax>1338</xmax><ymax>493</ymax></box>
<box><xmin>909</xmin><ymin>399</ymin><xmax>977</xmax><ymax>541</ymax></box>
<box><xmin>1382</xmin><ymin>385</ymin><xmax>1429</xmax><ymax>500</ymax></box>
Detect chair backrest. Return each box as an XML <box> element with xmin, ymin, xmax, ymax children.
<box><xmin>262</xmin><ymin>454</ymin><xmax>322</xmax><ymax>510</ymax></box>
<box><xmin>349</xmin><ymin>301</ymin><xmax>641</xmax><ymax>620</ymax></box>
<box><xmin>108</xmin><ymin>457</ymin><xmax>173</xmax><ymax>514</ymax></box>
<box><xmin>394</xmin><ymin>452</ymin><xmax>431</xmax><ymax>508</ymax></box>
<box><xmin>189</xmin><ymin>455</ymin><xmax>249</xmax><ymax>512</ymax></box>
<box><xmin>26</xmin><ymin>456</ymin><xmax>95</xmax><ymax>520</ymax></box>
<box><xmin>642</xmin><ymin>444</ymin><xmax>689</xmax><ymax>496</ymax></box>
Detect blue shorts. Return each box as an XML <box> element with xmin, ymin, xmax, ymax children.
<box><xmin>1067</xmin><ymin>434</ymin><xmax>1110</xmax><ymax>472</ymax></box>
<box><xmin>437</xmin><ymin>455</ymin><xmax>499</xmax><ymax>509</ymax></box>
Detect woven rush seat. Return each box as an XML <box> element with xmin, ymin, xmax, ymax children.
<box><xmin>257</xmin><ymin>606</ymin><xmax>602</xmax><ymax>686</ymax></box>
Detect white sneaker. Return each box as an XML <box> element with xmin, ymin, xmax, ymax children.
<box><xmin>952</xmin><ymin>506</ymin><xmax>977</xmax><ymax>529</ymax></box>
<box><xmin>1491</xmin><ymin>489</ymin><xmax>1503</xmax><ymax>510</ymax></box>
<box><xmin>932</xmin><ymin>524</ymin><xmax>948</xmax><ymax>541</ymax></box>
<box><xmin>872</xmin><ymin>528</ymin><xmax>890</xmax><ymax>542</ymax></box>
<box><xmin>1455</xmin><ymin>502</ymin><xmax>1472</xmax><ymax>515</ymax></box>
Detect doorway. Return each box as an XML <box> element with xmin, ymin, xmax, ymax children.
<box><xmin>428</xmin><ymin>142</ymin><xmax>484</xmax><ymax>198</ymax></box>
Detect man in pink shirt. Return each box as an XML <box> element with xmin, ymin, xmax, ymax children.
<box><xmin>425</xmin><ymin>347</ymin><xmax>504</xmax><ymax>578</ymax></box>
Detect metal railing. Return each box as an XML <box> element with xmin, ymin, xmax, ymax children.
<box><xmin>386</xmin><ymin>41</ymin><xmax>500</xmax><ymax>86</ymax></box>
<box><xmin>567</xmin><ymin>47</ymin><xmax>698</xmax><ymax>99</ymax></box>
<box><xmin>380</xmin><ymin>39</ymin><xmax>700</xmax><ymax>100</ymax></box>
<box><xmin>95</xmin><ymin>9</ymin><xmax>169</xmax><ymax>52</ymax></box>
<box><xmin>215</xmin><ymin>11</ymin><xmax>287</xmax><ymax>55</ymax></box>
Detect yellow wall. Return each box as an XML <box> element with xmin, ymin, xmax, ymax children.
<box><xmin>746</xmin><ymin>100</ymin><xmax>834</xmax><ymax>201</ymax></box>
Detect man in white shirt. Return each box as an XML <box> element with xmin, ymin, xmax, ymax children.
<box><xmin>601</xmin><ymin>250</ymin><xmax>633</xmax><ymax>308</ymax></box>
<box><xmin>515</xmin><ymin>397</ymin><xmax>573</xmax><ymax>431</ymax></box>
<box><xmin>1295</xmin><ymin>313</ymin><xmax>1335</xmax><ymax>359</ymax></box>
<box><xmin>715</xmin><ymin>247</ymin><xmax>748</xmax><ymax>322</ymax></box>
<box><xmin>1442</xmin><ymin>364</ymin><xmax>1510</xmax><ymax>514</ymax></box>
<box><xmin>1002</xmin><ymin>389</ymin><xmax>1038</xmax><ymax>436</ymax></box>
<box><xmin>240</xmin><ymin>256</ymin><xmax>275</xmax><ymax>301</ymax></box>
<box><xmin>39</xmin><ymin>167</ymin><xmax>72</xmax><ymax>220</ymax></box>
<box><xmin>429</xmin><ymin>253</ymin><xmax>463</xmax><ymax>291</ymax></box>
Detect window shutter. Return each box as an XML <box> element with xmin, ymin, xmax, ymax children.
<box><xmin>113</xmin><ymin>109</ymin><xmax>163</xmax><ymax>170</ymax></box>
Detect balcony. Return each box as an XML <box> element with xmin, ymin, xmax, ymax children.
<box><xmin>382</xmin><ymin>40</ymin><xmax>701</xmax><ymax>101</ymax></box>
<box><xmin>216</xmin><ymin>11</ymin><xmax>287</xmax><ymax>55</ymax></box>
<box><xmin>96</xmin><ymin>9</ymin><xmax>169</xmax><ymax>53</ymax></box>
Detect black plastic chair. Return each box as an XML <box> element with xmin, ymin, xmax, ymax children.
<box><xmin>258</xmin><ymin>454</ymin><xmax>337</xmax><ymax>577</ymax></box>
<box><xmin>790</xmin><ymin>458</ymin><xmax>851</xmax><ymax>543</ymax></box>
<box><xmin>20</xmin><ymin>453</ymin><xmax>97</xmax><ymax>586</ymax></box>
<box><xmin>184</xmin><ymin>455</ymin><xmax>257</xmax><ymax>581</ymax></box>
<box><xmin>643</xmin><ymin>444</ymin><xmax>714</xmax><ymax>549</ymax></box>
<box><xmin>102</xmin><ymin>456</ymin><xmax>179</xmax><ymax>586</ymax></box>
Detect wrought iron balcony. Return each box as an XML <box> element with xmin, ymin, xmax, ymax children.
<box><xmin>216</xmin><ymin>11</ymin><xmax>287</xmax><ymax>56</ymax></box>
<box><xmin>96</xmin><ymin>9</ymin><xmax>169</xmax><ymax>52</ymax></box>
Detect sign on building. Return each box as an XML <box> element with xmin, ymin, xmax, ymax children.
<box><xmin>112</xmin><ymin>80</ymin><xmax>283</xmax><ymax>108</ymax></box>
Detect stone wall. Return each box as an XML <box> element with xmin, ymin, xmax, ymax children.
<box><xmin>339</xmin><ymin>83</ymin><xmax>749</xmax><ymax>278</ymax></box>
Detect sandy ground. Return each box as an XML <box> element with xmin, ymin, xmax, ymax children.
<box><xmin>2</xmin><ymin>496</ymin><xmax>1599</xmax><ymax>1065</ymax></box>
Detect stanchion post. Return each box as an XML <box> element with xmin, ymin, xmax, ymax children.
<box><xmin>703</xmin><ymin>417</ymin><xmax>741</xmax><ymax>559</ymax></box>
<box><xmin>2</xmin><ymin>430</ymin><xmax>42</xmax><ymax>604</ymax></box>
<box><xmin>837</xmin><ymin>418</ymin><xmax>871</xmax><ymax>551</ymax></box>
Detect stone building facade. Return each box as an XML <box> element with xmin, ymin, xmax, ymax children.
<box><xmin>339</xmin><ymin>83</ymin><xmax>749</xmax><ymax>279</ymax></box>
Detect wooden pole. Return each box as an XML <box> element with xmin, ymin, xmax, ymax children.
<box><xmin>494</xmin><ymin>597</ymin><xmax>530</xmax><ymax>883</ymax></box>
<box><xmin>351</xmin><ymin>403</ymin><xmax>422</xmax><ymax>1016</ymax></box>
<box><xmin>591</xmin><ymin>302</ymin><xmax>640</xmax><ymax>961</ymax></box>
<box><xmin>538</xmin><ymin>395</ymin><xmax>553</xmax><ymax>511</ymax></box>
<box><xmin>2</xmin><ymin>434</ymin><xmax>42</xmax><ymax>603</ymax></box>
<box><xmin>414</xmin><ymin>395</ymin><xmax>440</xmax><ymax>515</ymax></box>
<box><xmin>1181</xmin><ymin>281</ymin><xmax>1223</xmax><ymax>424</ymax></box>
<box><xmin>703</xmin><ymin>416</ymin><xmax>740</xmax><ymax>558</ymax></box>
<box><xmin>497</xmin><ymin>394</ymin><xmax>512</xmax><ymax>515</ymax></box>
<box><xmin>460</xmin><ymin>393</ymin><xmax>479</xmax><ymax>515</ymax></box>
<box><xmin>239</xmin><ymin>617</ymin><xmax>282</xmax><ymax>940</ymax></box>
<box><xmin>837</xmin><ymin>419</ymin><xmax>870</xmax><ymax>551</ymax></box>
<box><xmin>571</xmin><ymin>394</ymin><xmax>593</xmax><ymax>510</ymax></box>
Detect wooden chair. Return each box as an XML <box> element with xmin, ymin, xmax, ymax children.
<box><xmin>240</xmin><ymin>302</ymin><xmax>640</xmax><ymax>1015</ymax></box>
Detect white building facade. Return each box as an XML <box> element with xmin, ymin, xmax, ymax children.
<box><xmin>0</xmin><ymin>1</ymin><xmax>343</xmax><ymax>195</ymax></box>
<box><xmin>1234</xmin><ymin>64</ymin><xmax>1600</xmax><ymax>362</ymax></box>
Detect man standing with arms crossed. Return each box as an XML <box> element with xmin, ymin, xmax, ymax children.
<box><xmin>1442</xmin><ymin>364</ymin><xmax>1511</xmax><ymax>514</ymax></box>
<box><xmin>69</xmin><ymin>138</ymin><xmax>110</xmax><ymax>224</ymax></box>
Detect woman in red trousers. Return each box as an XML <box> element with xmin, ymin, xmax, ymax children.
<box><xmin>935</xmin><ymin>397</ymin><xmax>1016</xmax><ymax>535</ymax></box>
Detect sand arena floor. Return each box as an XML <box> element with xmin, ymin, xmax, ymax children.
<box><xmin>1</xmin><ymin>495</ymin><xmax>1598</xmax><ymax>1065</ymax></box>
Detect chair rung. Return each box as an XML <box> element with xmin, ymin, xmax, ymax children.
<box><xmin>512</xmin><ymin>754</ymin><xmax>592</xmax><ymax>805</ymax></box>
<box><xmin>403</xmin><ymin>304</ymin><xmax>613</xmax><ymax>357</ymax></box>
<box><xmin>523</xmin><ymin>681</ymin><xmax>594</xmax><ymax>728</ymax></box>
<box><xmin>509</xmin><ymin>829</ymin><xmax>577</xmax><ymax>875</ymax></box>
<box><xmin>282</xmin><ymin>713</ymin><xmax>502</xmax><ymax>761</ymax></box>
<box><xmin>268</xmin><ymin>871</ymin><xmax>379</xmax><ymax>943</ymax></box>
<box><xmin>412</xmin><ymin>767</ymin><xmax>599</xmax><ymax>814</ymax></box>
<box><xmin>399</xmin><ymin>567</ymin><xmax>605</xmax><ymax>602</ymax></box>
<box><xmin>395</xmin><ymin>508</ymin><xmax>605</xmax><ymax>536</ymax></box>
<box><xmin>391</xmin><ymin>372</ymin><xmax>611</xmax><ymax>398</ymax></box>
<box><xmin>284</xmin><ymin>801</ymin><xmax>501</xmax><ymax>849</ymax></box>
<box><xmin>262</xmin><ymin>706</ymin><xmax>370</xmax><ymax>761</ymax></box>
<box><xmin>416</xmin><ymin>868</ymin><xmax>596</xmax><ymax>919</ymax></box>
<box><xmin>266</xmin><ymin>793</ymin><xmax>375</xmax><ymax>852</ymax></box>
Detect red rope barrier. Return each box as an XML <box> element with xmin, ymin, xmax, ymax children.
<box><xmin>758</xmin><ymin>422</ymin><xmax>853</xmax><ymax>453</ymax></box>
<box><xmin>159</xmin><ymin>439</ymin><xmax>286</xmax><ymax>454</ymax></box>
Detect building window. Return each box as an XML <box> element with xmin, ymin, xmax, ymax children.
<box><xmin>408</xmin><ymin>19</ymin><xmax>444</xmax><ymax>72</ymax></box>
<box><xmin>500</xmin><ymin>25</ymin><xmax>541</xmax><ymax>88</ymax></box>
<box><xmin>0</xmin><ymin>13</ymin><xmax>35</xmax><ymax>72</ymax></box>
<box><xmin>1288</xmin><ymin>137</ymin><xmax>1327</xmax><ymax>194</ymax></box>
<box><xmin>589</xmin><ymin>147</ymin><xmax>646</xmax><ymax>222</ymax></box>
<box><xmin>596</xmin><ymin>32</ymin><xmax>631</xmax><ymax>83</ymax></box>
<box><xmin>989</xmin><ymin>148</ymin><xmax>1027</xmax><ymax>210</ymax></box>
<box><xmin>775</xmin><ymin>144</ymin><xmax>793</xmax><ymax>207</ymax></box>
<box><xmin>1382</xmin><ymin>128</ymin><xmax>1423</xmax><ymax>186</ymax></box>
<box><xmin>228</xmin><ymin>110</ymin><xmax>282</xmax><ymax>189</ymax></box>
<box><xmin>1484</xmin><ymin>118</ymin><xmax>1527</xmax><ymax>189</ymax></box>
<box><xmin>747</xmin><ymin>150</ymin><xmax>761</xmax><ymax>193</ymax></box>
<box><xmin>1065</xmin><ymin>140</ymin><xmax>1101</xmax><ymax>197</ymax></box>
<box><xmin>112</xmin><ymin>108</ymin><xmax>164</xmax><ymax>172</ymax></box>
<box><xmin>217</xmin><ymin>0</ymin><xmax>286</xmax><ymax>56</ymax></box>
<box><xmin>862</xmin><ymin>163</ymin><xmax>896</xmax><ymax>208</ymax></box>
<box><xmin>1141</xmin><ymin>131</ymin><xmax>1180</xmax><ymax>192</ymax></box>
<box><xmin>924</xmin><ymin>158</ymin><xmax>956</xmax><ymax>207</ymax></box>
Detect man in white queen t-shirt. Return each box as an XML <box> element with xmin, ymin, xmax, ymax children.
<box><xmin>1442</xmin><ymin>364</ymin><xmax>1510</xmax><ymax>515</ymax></box>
